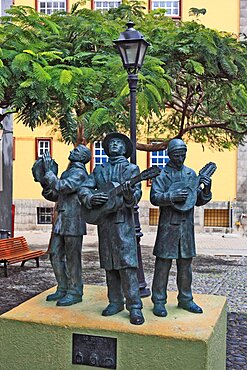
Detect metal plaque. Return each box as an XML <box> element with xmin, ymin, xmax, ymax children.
<box><xmin>72</xmin><ymin>333</ymin><xmax>117</xmax><ymax>369</ymax></box>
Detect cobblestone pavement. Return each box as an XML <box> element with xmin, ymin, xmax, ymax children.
<box><xmin>140</xmin><ymin>248</ymin><xmax>247</xmax><ymax>370</ymax></box>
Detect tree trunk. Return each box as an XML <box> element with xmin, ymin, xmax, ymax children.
<box><xmin>0</xmin><ymin>113</ymin><xmax>13</xmax><ymax>236</ymax></box>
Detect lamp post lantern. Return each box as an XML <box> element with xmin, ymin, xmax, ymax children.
<box><xmin>114</xmin><ymin>21</ymin><xmax>150</xmax><ymax>297</ymax></box>
<box><xmin>113</xmin><ymin>21</ymin><xmax>150</xmax><ymax>73</ymax></box>
<box><xmin>114</xmin><ymin>21</ymin><xmax>150</xmax><ymax>164</ymax></box>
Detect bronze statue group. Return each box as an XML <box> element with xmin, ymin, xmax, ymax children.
<box><xmin>32</xmin><ymin>133</ymin><xmax>213</xmax><ymax>326</ymax></box>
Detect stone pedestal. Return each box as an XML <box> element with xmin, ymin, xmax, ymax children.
<box><xmin>0</xmin><ymin>285</ymin><xmax>227</xmax><ymax>370</ymax></box>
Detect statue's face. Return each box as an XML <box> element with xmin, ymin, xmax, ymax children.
<box><xmin>108</xmin><ymin>138</ymin><xmax>126</xmax><ymax>157</ymax></box>
<box><xmin>68</xmin><ymin>146</ymin><xmax>85</xmax><ymax>162</ymax></box>
<box><xmin>169</xmin><ymin>149</ymin><xmax>186</xmax><ymax>169</ymax></box>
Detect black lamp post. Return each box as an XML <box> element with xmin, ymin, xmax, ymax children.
<box><xmin>114</xmin><ymin>21</ymin><xmax>151</xmax><ymax>297</ymax></box>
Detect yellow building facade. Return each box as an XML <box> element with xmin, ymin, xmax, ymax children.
<box><xmin>11</xmin><ymin>0</ymin><xmax>245</xmax><ymax>231</ymax></box>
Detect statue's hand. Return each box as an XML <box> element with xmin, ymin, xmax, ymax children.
<box><xmin>122</xmin><ymin>181</ymin><xmax>135</xmax><ymax>202</ymax></box>
<box><xmin>42</xmin><ymin>152</ymin><xmax>52</xmax><ymax>172</ymax></box>
<box><xmin>170</xmin><ymin>188</ymin><xmax>188</xmax><ymax>203</ymax></box>
<box><xmin>200</xmin><ymin>175</ymin><xmax>211</xmax><ymax>195</ymax></box>
<box><xmin>90</xmin><ymin>192</ymin><xmax>108</xmax><ymax>206</ymax></box>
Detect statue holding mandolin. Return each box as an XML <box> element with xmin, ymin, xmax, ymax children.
<box><xmin>150</xmin><ymin>138</ymin><xmax>216</xmax><ymax>317</ymax></box>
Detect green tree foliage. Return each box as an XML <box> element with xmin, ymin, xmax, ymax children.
<box><xmin>189</xmin><ymin>8</ymin><xmax>207</xmax><ymax>17</ymax></box>
<box><xmin>0</xmin><ymin>3</ymin><xmax>247</xmax><ymax>151</ymax></box>
<box><xmin>138</xmin><ymin>12</ymin><xmax>247</xmax><ymax>151</ymax></box>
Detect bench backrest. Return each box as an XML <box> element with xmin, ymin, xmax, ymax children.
<box><xmin>0</xmin><ymin>236</ymin><xmax>29</xmax><ymax>259</ymax></box>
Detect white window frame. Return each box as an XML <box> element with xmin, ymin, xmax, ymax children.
<box><xmin>151</xmin><ymin>0</ymin><xmax>180</xmax><ymax>17</ymax></box>
<box><xmin>38</xmin><ymin>1</ymin><xmax>67</xmax><ymax>14</ymax></box>
<box><xmin>35</xmin><ymin>138</ymin><xmax>52</xmax><ymax>159</ymax></box>
<box><xmin>94</xmin><ymin>0</ymin><xmax>122</xmax><ymax>12</ymax></box>
<box><xmin>147</xmin><ymin>141</ymin><xmax>168</xmax><ymax>186</ymax></box>
<box><xmin>150</xmin><ymin>147</ymin><xmax>169</xmax><ymax>168</ymax></box>
<box><xmin>93</xmin><ymin>141</ymin><xmax>108</xmax><ymax>166</ymax></box>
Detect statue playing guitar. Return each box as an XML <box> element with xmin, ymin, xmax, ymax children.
<box><xmin>78</xmin><ymin>132</ymin><xmax>160</xmax><ymax>326</ymax></box>
<box><xmin>150</xmin><ymin>138</ymin><xmax>216</xmax><ymax>318</ymax></box>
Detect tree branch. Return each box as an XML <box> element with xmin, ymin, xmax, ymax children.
<box><xmin>182</xmin><ymin>121</ymin><xmax>247</xmax><ymax>135</ymax></box>
<box><xmin>227</xmin><ymin>101</ymin><xmax>247</xmax><ymax>116</ymax></box>
<box><xmin>136</xmin><ymin>140</ymin><xmax>169</xmax><ymax>152</ymax></box>
<box><xmin>135</xmin><ymin>119</ymin><xmax>247</xmax><ymax>152</ymax></box>
<box><xmin>0</xmin><ymin>111</ymin><xmax>16</xmax><ymax>123</ymax></box>
<box><xmin>191</xmin><ymin>84</ymin><xmax>205</xmax><ymax>115</ymax></box>
<box><xmin>136</xmin><ymin>134</ymin><xmax>182</xmax><ymax>152</ymax></box>
<box><xmin>178</xmin><ymin>84</ymin><xmax>193</xmax><ymax>136</ymax></box>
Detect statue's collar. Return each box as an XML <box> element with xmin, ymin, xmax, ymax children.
<box><xmin>68</xmin><ymin>162</ymin><xmax>86</xmax><ymax>170</ymax></box>
<box><xmin>166</xmin><ymin>160</ymin><xmax>184</xmax><ymax>171</ymax></box>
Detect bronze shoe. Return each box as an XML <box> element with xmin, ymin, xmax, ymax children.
<box><xmin>102</xmin><ymin>303</ymin><xmax>124</xmax><ymax>316</ymax></box>
<box><xmin>178</xmin><ymin>301</ymin><xmax>203</xmax><ymax>313</ymax></box>
<box><xmin>153</xmin><ymin>303</ymin><xmax>167</xmax><ymax>317</ymax></box>
<box><xmin>129</xmin><ymin>309</ymin><xmax>145</xmax><ymax>325</ymax></box>
<box><xmin>46</xmin><ymin>290</ymin><xmax>66</xmax><ymax>302</ymax></box>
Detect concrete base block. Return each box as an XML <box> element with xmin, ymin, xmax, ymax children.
<box><xmin>0</xmin><ymin>286</ymin><xmax>227</xmax><ymax>370</ymax></box>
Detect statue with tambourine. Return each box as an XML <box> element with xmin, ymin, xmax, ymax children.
<box><xmin>150</xmin><ymin>138</ymin><xmax>216</xmax><ymax>317</ymax></box>
<box><xmin>32</xmin><ymin>145</ymin><xmax>91</xmax><ymax>306</ymax></box>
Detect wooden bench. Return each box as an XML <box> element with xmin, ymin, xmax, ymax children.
<box><xmin>0</xmin><ymin>236</ymin><xmax>47</xmax><ymax>277</ymax></box>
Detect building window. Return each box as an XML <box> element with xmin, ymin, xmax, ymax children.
<box><xmin>150</xmin><ymin>148</ymin><xmax>169</xmax><ymax>168</ymax></box>
<box><xmin>37</xmin><ymin>207</ymin><xmax>54</xmax><ymax>224</ymax></box>
<box><xmin>35</xmin><ymin>138</ymin><xmax>52</xmax><ymax>159</ymax></box>
<box><xmin>94</xmin><ymin>0</ymin><xmax>122</xmax><ymax>12</ymax></box>
<box><xmin>204</xmin><ymin>209</ymin><xmax>230</xmax><ymax>227</ymax></box>
<box><xmin>38</xmin><ymin>1</ymin><xmax>67</xmax><ymax>14</ymax></box>
<box><xmin>149</xmin><ymin>208</ymin><xmax>159</xmax><ymax>226</ymax></box>
<box><xmin>147</xmin><ymin>141</ymin><xmax>169</xmax><ymax>186</ymax></box>
<box><xmin>151</xmin><ymin>0</ymin><xmax>180</xmax><ymax>17</ymax></box>
<box><xmin>147</xmin><ymin>141</ymin><xmax>169</xmax><ymax>169</ymax></box>
<box><xmin>93</xmin><ymin>141</ymin><xmax>108</xmax><ymax>166</ymax></box>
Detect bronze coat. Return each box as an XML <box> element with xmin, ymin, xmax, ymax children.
<box><xmin>42</xmin><ymin>162</ymin><xmax>88</xmax><ymax>236</ymax></box>
<box><xmin>79</xmin><ymin>161</ymin><xmax>141</xmax><ymax>270</ymax></box>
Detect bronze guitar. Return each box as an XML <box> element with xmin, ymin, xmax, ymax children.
<box><xmin>169</xmin><ymin>162</ymin><xmax>217</xmax><ymax>212</ymax></box>
<box><xmin>81</xmin><ymin>166</ymin><xmax>161</xmax><ymax>225</ymax></box>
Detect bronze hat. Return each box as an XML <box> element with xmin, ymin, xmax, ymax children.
<box><xmin>102</xmin><ymin>132</ymin><xmax>133</xmax><ymax>158</ymax></box>
<box><xmin>167</xmin><ymin>139</ymin><xmax>187</xmax><ymax>155</ymax></box>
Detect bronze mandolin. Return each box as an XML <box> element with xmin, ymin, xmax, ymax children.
<box><xmin>169</xmin><ymin>161</ymin><xmax>217</xmax><ymax>212</ymax></box>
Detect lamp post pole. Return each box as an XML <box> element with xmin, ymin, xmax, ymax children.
<box><xmin>114</xmin><ymin>22</ymin><xmax>150</xmax><ymax>297</ymax></box>
<box><xmin>129</xmin><ymin>73</ymin><xmax>148</xmax><ymax>296</ymax></box>
<box><xmin>128</xmin><ymin>74</ymin><xmax>138</xmax><ymax>164</ymax></box>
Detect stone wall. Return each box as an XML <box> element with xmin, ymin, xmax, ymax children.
<box><xmin>139</xmin><ymin>200</ymin><xmax>245</xmax><ymax>233</ymax></box>
<box><xmin>237</xmin><ymin>141</ymin><xmax>247</xmax><ymax>202</ymax></box>
<box><xmin>14</xmin><ymin>198</ymin><xmax>247</xmax><ymax>233</ymax></box>
<box><xmin>14</xmin><ymin>199</ymin><xmax>54</xmax><ymax>232</ymax></box>
<box><xmin>238</xmin><ymin>3</ymin><xmax>247</xmax><ymax>202</ymax></box>
<box><xmin>240</xmin><ymin>0</ymin><xmax>247</xmax><ymax>36</ymax></box>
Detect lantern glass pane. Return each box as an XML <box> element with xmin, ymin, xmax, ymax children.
<box><xmin>118</xmin><ymin>45</ymin><xmax>128</xmax><ymax>64</ymax></box>
<box><xmin>118</xmin><ymin>42</ymin><xmax>139</xmax><ymax>66</ymax></box>
<box><xmin>125</xmin><ymin>43</ymin><xmax>139</xmax><ymax>65</ymax></box>
<box><xmin>137</xmin><ymin>42</ymin><xmax>148</xmax><ymax>67</ymax></box>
